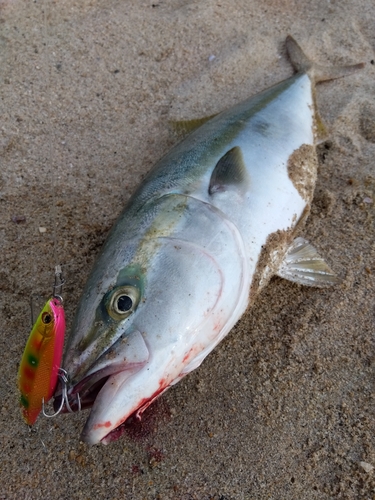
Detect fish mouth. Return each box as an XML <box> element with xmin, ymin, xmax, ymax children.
<box><xmin>54</xmin><ymin>328</ymin><xmax>150</xmax><ymax>440</ymax></box>
<box><xmin>54</xmin><ymin>364</ymin><xmax>145</xmax><ymax>413</ymax></box>
<box><xmin>53</xmin><ymin>376</ymin><xmax>107</xmax><ymax>413</ymax></box>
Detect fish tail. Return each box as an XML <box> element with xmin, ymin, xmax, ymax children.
<box><xmin>286</xmin><ymin>35</ymin><xmax>364</xmax><ymax>84</ymax></box>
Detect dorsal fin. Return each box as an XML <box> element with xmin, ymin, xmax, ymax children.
<box><xmin>285</xmin><ymin>35</ymin><xmax>364</xmax><ymax>84</ymax></box>
<box><xmin>209</xmin><ymin>146</ymin><xmax>248</xmax><ymax>195</ymax></box>
<box><xmin>170</xmin><ymin>115</ymin><xmax>218</xmax><ymax>137</ymax></box>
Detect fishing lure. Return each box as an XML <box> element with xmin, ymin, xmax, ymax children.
<box><xmin>18</xmin><ymin>294</ymin><xmax>65</xmax><ymax>425</ymax></box>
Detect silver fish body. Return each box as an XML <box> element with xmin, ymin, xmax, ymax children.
<box><xmin>59</xmin><ymin>37</ymin><xmax>361</xmax><ymax>444</ymax></box>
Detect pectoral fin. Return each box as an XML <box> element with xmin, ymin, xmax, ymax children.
<box><xmin>276</xmin><ymin>237</ymin><xmax>340</xmax><ymax>287</ymax></box>
<box><xmin>209</xmin><ymin>146</ymin><xmax>249</xmax><ymax>195</ymax></box>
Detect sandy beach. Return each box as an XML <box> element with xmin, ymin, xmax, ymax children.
<box><xmin>1</xmin><ymin>0</ymin><xmax>374</xmax><ymax>498</ymax></box>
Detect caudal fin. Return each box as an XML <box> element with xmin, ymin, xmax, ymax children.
<box><xmin>286</xmin><ymin>35</ymin><xmax>364</xmax><ymax>84</ymax></box>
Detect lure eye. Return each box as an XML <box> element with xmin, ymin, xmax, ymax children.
<box><xmin>42</xmin><ymin>312</ymin><xmax>52</xmax><ymax>324</ymax></box>
<box><xmin>107</xmin><ymin>286</ymin><xmax>140</xmax><ymax>321</ymax></box>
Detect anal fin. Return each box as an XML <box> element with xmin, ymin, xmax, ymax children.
<box><xmin>276</xmin><ymin>237</ymin><xmax>340</xmax><ymax>287</ymax></box>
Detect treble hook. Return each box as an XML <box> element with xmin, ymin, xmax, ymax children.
<box><xmin>42</xmin><ymin>368</ymin><xmax>81</xmax><ymax>418</ymax></box>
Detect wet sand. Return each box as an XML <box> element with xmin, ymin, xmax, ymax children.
<box><xmin>1</xmin><ymin>0</ymin><xmax>374</xmax><ymax>498</ymax></box>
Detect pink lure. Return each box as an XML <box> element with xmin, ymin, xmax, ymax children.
<box><xmin>17</xmin><ymin>297</ymin><xmax>65</xmax><ymax>425</ymax></box>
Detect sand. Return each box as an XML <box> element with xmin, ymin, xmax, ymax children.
<box><xmin>1</xmin><ymin>0</ymin><xmax>374</xmax><ymax>498</ymax></box>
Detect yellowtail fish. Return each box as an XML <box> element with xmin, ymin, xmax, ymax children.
<box><xmin>18</xmin><ymin>296</ymin><xmax>65</xmax><ymax>425</ymax></box>
<box><xmin>56</xmin><ymin>36</ymin><xmax>363</xmax><ymax>444</ymax></box>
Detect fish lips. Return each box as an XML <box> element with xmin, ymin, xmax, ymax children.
<box><xmin>54</xmin><ymin>328</ymin><xmax>149</xmax><ymax>416</ymax></box>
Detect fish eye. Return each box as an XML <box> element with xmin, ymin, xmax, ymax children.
<box><xmin>116</xmin><ymin>295</ymin><xmax>133</xmax><ymax>312</ymax></box>
<box><xmin>107</xmin><ymin>286</ymin><xmax>140</xmax><ymax>321</ymax></box>
<box><xmin>42</xmin><ymin>312</ymin><xmax>52</xmax><ymax>324</ymax></box>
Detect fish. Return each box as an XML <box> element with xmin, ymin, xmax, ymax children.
<box><xmin>57</xmin><ymin>36</ymin><xmax>363</xmax><ymax>444</ymax></box>
<box><xmin>18</xmin><ymin>296</ymin><xmax>65</xmax><ymax>425</ymax></box>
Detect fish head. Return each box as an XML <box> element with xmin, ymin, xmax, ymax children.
<box><xmin>60</xmin><ymin>194</ymin><xmax>248</xmax><ymax>444</ymax></box>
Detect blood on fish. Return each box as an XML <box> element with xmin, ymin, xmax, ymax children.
<box><xmin>101</xmin><ymin>387</ymin><xmax>172</xmax><ymax>444</ymax></box>
<box><xmin>93</xmin><ymin>420</ymin><xmax>112</xmax><ymax>430</ymax></box>
<box><xmin>134</xmin><ymin>380</ymin><xmax>169</xmax><ymax>420</ymax></box>
<box><xmin>182</xmin><ymin>347</ymin><xmax>198</xmax><ymax>364</ymax></box>
<box><xmin>182</xmin><ymin>353</ymin><xmax>190</xmax><ymax>363</ymax></box>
